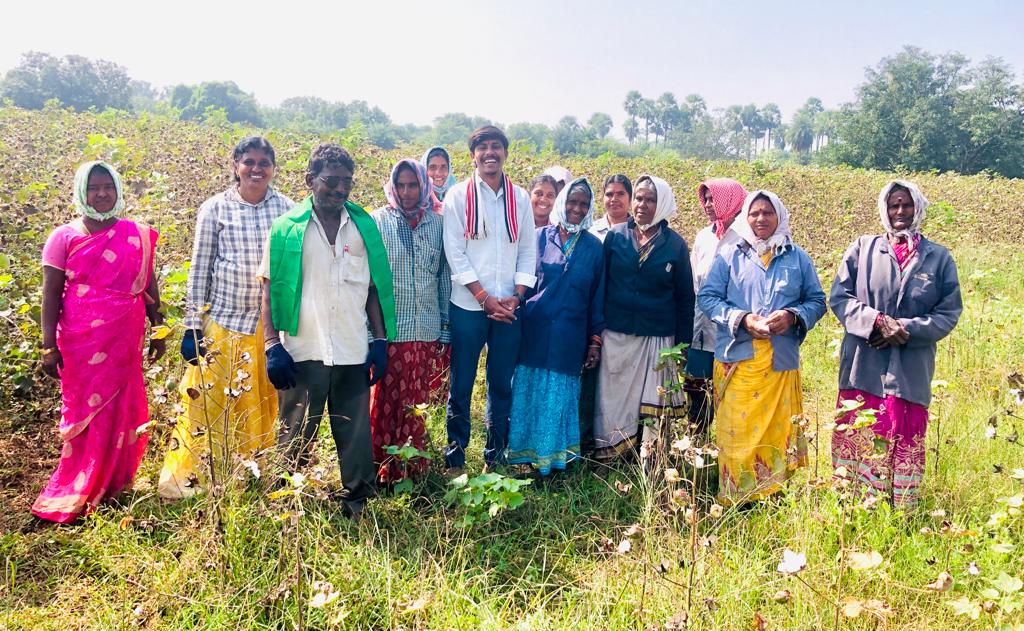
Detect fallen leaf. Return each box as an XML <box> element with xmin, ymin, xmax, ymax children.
<box><xmin>399</xmin><ymin>595</ymin><xmax>429</xmax><ymax>615</ymax></box>
<box><xmin>623</xmin><ymin>523</ymin><xmax>643</xmax><ymax>538</ymax></box>
<box><xmin>704</xmin><ymin>597</ymin><xmax>718</xmax><ymax>612</ymax></box>
<box><xmin>750</xmin><ymin>611</ymin><xmax>767</xmax><ymax>630</ymax></box>
<box><xmin>664</xmin><ymin>611</ymin><xmax>688</xmax><ymax>630</ymax></box>
<box><xmin>925</xmin><ymin>571</ymin><xmax>953</xmax><ymax>592</ymax></box>
<box><xmin>841</xmin><ymin>598</ymin><xmax>864</xmax><ymax>618</ymax></box>
<box><xmin>150</xmin><ymin>324</ymin><xmax>172</xmax><ymax>340</ymax></box>
<box><xmin>614</xmin><ymin>480</ymin><xmax>632</xmax><ymax>494</ymax></box>
<box><xmin>772</xmin><ymin>589</ymin><xmax>791</xmax><ymax>603</ymax></box>
<box><xmin>118</xmin><ymin>516</ymin><xmax>134</xmax><ymax>530</ymax></box>
<box><xmin>600</xmin><ymin>538</ymin><xmax>615</xmax><ymax>553</ymax></box>
<box><xmin>847</xmin><ymin>549</ymin><xmax>883</xmax><ymax>571</ymax></box>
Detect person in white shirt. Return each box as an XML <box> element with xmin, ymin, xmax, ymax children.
<box><xmin>442</xmin><ymin>126</ymin><xmax>537</xmax><ymax>475</ymax></box>
<box><xmin>686</xmin><ymin>178</ymin><xmax>747</xmax><ymax>435</ymax></box>
<box><xmin>259</xmin><ymin>144</ymin><xmax>395</xmax><ymax>518</ymax></box>
<box><xmin>588</xmin><ymin>174</ymin><xmax>632</xmax><ymax>242</ymax></box>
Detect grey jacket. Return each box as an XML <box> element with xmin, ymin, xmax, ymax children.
<box><xmin>829</xmin><ymin>235</ymin><xmax>962</xmax><ymax>407</ymax></box>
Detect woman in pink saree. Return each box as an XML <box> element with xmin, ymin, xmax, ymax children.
<box><xmin>33</xmin><ymin>161</ymin><xmax>165</xmax><ymax>524</ymax></box>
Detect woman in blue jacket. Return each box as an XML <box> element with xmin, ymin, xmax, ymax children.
<box><xmin>593</xmin><ymin>175</ymin><xmax>695</xmax><ymax>465</ymax></box>
<box><xmin>697</xmin><ymin>190</ymin><xmax>826</xmax><ymax>506</ymax></box>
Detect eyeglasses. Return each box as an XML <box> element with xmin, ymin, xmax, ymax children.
<box><xmin>318</xmin><ymin>175</ymin><xmax>353</xmax><ymax>190</ymax></box>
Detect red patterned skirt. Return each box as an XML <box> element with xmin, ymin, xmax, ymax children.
<box><xmin>369</xmin><ymin>341</ymin><xmax>449</xmax><ymax>484</ymax></box>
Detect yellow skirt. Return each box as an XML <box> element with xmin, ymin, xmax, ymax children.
<box><xmin>158</xmin><ymin>319</ymin><xmax>278</xmax><ymax>499</ymax></box>
<box><xmin>714</xmin><ymin>338</ymin><xmax>807</xmax><ymax>506</ymax></box>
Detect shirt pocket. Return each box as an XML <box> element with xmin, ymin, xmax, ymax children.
<box><xmin>906</xmin><ymin>270</ymin><xmax>938</xmax><ymax>309</ymax></box>
<box><xmin>343</xmin><ymin>252</ymin><xmax>371</xmax><ymax>286</ymax></box>
<box><xmin>769</xmin><ymin>261</ymin><xmax>804</xmax><ymax>308</ymax></box>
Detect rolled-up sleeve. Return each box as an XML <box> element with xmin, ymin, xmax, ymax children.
<box><xmin>829</xmin><ymin>238</ymin><xmax>879</xmax><ymax>339</ymax></box>
<box><xmin>442</xmin><ymin>192</ymin><xmax>478</xmax><ymax>287</ymax></box>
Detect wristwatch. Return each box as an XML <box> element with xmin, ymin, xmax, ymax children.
<box><xmin>514</xmin><ymin>290</ymin><xmax>526</xmax><ymax>305</ymax></box>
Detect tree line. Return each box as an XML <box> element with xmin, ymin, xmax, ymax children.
<box><xmin>2</xmin><ymin>47</ymin><xmax>1021</xmax><ymax>178</ymax></box>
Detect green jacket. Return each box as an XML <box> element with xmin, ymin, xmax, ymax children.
<box><xmin>267</xmin><ymin>196</ymin><xmax>396</xmax><ymax>340</ymax></box>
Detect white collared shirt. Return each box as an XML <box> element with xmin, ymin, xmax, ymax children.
<box><xmin>690</xmin><ymin>225</ymin><xmax>740</xmax><ymax>352</ymax></box>
<box><xmin>259</xmin><ymin>208</ymin><xmax>371</xmax><ymax>366</ymax></box>
<box><xmin>442</xmin><ymin>171</ymin><xmax>537</xmax><ymax>311</ymax></box>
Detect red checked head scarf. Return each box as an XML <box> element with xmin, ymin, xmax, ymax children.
<box><xmin>697</xmin><ymin>178</ymin><xmax>747</xmax><ymax>239</ymax></box>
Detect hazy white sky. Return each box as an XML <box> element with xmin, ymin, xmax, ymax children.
<box><xmin>4</xmin><ymin>0</ymin><xmax>1022</xmax><ymax>132</ymax></box>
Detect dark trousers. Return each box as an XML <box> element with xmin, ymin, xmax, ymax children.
<box><xmin>684</xmin><ymin>348</ymin><xmax>715</xmax><ymax>436</ymax></box>
<box><xmin>445</xmin><ymin>304</ymin><xmax>522</xmax><ymax>468</ymax></box>
<box><xmin>277</xmin><ymin>361</ymin><xmax>375</xmax><ymax>509</ymax></box>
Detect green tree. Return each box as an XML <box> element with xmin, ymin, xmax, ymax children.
<box><xmin>623</xmin><ymin>118</ymin><xmax>639</xmax><ymax>145</ymax></box>
<box><xmin>1</xmin><ymin>52</ymin><xmax>133</xmax><ymax>111</ymax></box>
<box><xmin>623</xmin><ymin>90</ymin><xmax>642</xmax><ymax>128</ymax></box>
<box><xmin>176</xmin><ymin>81</ymin><xmax>263</xmax><ymax>125</ymax></box>
<box><xmin>508</xmin><ymin>122</ymin><xmax>551</xmax><ymax>151</ymax></box>
<box><xmin>587</xmin><ymin>112</ymin><xmax>613</xmax><ymax>139</ymax></box>
<box><xmin>552</xmin><ymin>116</ymin><xmax>587</xmax><ymax>154</ymax></box>
<box><xmin>760</xmin><ymin>103</ymin><xmax>782</xmax><ymax>153</ymax></box>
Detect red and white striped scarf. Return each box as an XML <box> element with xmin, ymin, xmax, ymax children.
<box><xmin>465</xmin><ymin>175</ymin><xmax>519</xmax><ymax>242</ymax></box>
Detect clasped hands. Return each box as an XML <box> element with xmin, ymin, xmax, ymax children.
<box><xmin>743</xmin><ymin>310</ymin><xmax>796</xmax><ymax>339</ymax></box>
<box><xmin>482</xmin><ymin>295</ymin><xmax>519</xmax><ymax>323</ymax></box>
<box><xmin>868</xmin><ymin>314</ymin><xmax>909</xmax><ymax>348</ymax></box>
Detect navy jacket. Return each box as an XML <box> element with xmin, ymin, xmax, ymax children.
<box><xmin>603</xmin><ymin>220</ymin><xmax>695</xmax><ymax>344</ymax></box>
<box><xmin>518</xmin><ymin>226</ymin><xmax>605</xmax><ymax>375</ymax></box>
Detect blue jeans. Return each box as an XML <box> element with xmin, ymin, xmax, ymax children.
<box><xmin>445</xmin><ymin>303</ymin><xmax>522</xmax><ymax>468</ymax></box>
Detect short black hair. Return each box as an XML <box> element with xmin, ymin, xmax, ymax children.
<box><xmin>603</xmin><ymin>174</ymin><xmax>632</xmax><ymax>199</ymax></box>
<box><xmin>468</xmin><ymin>125</ymin><xmax>509</xmax><ymax>152</ymax></box>
<box><xmin>307</xmin><ymin>143</ymin><xmax>356</xmax><ymax>177</ymax></box>
<box><xmin>232</xmin><ymin>136</ymin><xmax>276</xmax><ymax>183</ymax></box>
<box><xmin>528</xmin><ymin>174</ymin><xmax>557</xmax><ymax>193</ymax></box>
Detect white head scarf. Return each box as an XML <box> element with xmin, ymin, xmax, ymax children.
<box><xmin>732</xmin><ymin>190</ymin><xmax>793</xmax><ymax>256</ymax></box>
<box><xmin>877</xmin><ymin>179</ymin><xmax>928</xmax><ymax>239</ymax></box>
<box><xmin>550</xmin><ymin>177</ymin><xmax>595</xmax><ymax>234</ymax></box>
<box><xmin>543</xmin><ymin>165</ymin><xmax>572</xmax><ymax>189</ymax></box>
<box><xmin>633</xmin><ymin>175</ymin><xmax>677</xmax><ymax>231</ymax></box>
<box><xmin>73</xmin><ymin>160</ymin><xmax>125</xmax><ymax>220</ymax></box>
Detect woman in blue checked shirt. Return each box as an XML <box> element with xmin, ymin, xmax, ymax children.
<box><xmin>369</xmin><ymin>159</ymin><xmax>451</xmax><ymax>484</ymax></box>
<box><xmin>159</xmin><ymin>137</ymin><xmax>295</xmax><ymax>499</ymax></box>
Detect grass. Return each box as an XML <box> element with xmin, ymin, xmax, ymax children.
<box><xmin>0</xmin><ymin>106</ymin><xmax>1023</xmax><ymax>629</ymax></box>
<box><xmin>1</xmin><ymin>243</ymin><xmax>1022</xmax><ymax>630</ymax></box>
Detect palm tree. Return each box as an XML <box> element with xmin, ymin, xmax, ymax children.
<box><xmin>623</xmin><ymin>119</ymin><xmax>639</xmax><ymax>145</ymax></box>
<box><xmin>623</xmin><ymin>90</ymin><xmax>642</xmax><ymax>127</ymax></box>
<box><xmin>639</xmin><ymin>98</ymin><xmax>656</xmax><ymax>143</ymax></box>
<box><xmin>761</xmin><ymin>103</ymin><xmax>782</xmax><ymax>152</ymax></box>
<box><xmin>786</xmin><ymin>112</ymin><xmax>815</xmax><ymax>154</ymax></box>
<box><xmin>740</xmin><ymin>104</ymin><xmax>763</xmax><ymax>158</ymax></box>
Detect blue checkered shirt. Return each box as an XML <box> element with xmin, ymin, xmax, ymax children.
<box><xmin>185</xmin><ymin>186</ymin><xmax>294</xmax><ymax>334</ymax></box>
<box><xmin>372</xmin><ymin>207</ymin><xmax>451</xmax><ymax>343</ymax></box>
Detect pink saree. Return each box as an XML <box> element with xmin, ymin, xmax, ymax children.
<box><xmin>32</xmin><ymin>219</ymin><xmax>158</xmax><ymax>523</ymax></box>
<box><xmin>831</xmin><ymin>389</ymin><xmax>929</xmax><ymax>507</ymax></box>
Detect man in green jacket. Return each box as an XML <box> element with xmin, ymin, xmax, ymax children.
<box><xmin>259</xmin><ymin>143</ymin><xmax>395</xmax><ymax>518</ymax></box>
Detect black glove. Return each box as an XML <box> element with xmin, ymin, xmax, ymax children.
<box><xmin>180</xmin><ymin>329</ymin><xmax>206</xmax><ymax>365</ymax></box>
<box><xmin>265</xmin><ymin>343</ymin><xmax>297</xmax><ymax>390</ymax></box>
<box><xmin>364</xmin><ymin>339</ymin><xmax>388</xmax><ymax>386</ymax></box>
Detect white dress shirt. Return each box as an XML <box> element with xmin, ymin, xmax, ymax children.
<box><xmin>260</xmin><ymin>208</ymin><xmax>371</xmax><ymax>366</ymax></box>
<box><xmin>443</xmin><ymin>171</ymin><xmax>537</xmax><ymax>311</ymax></box>
<box><xmin>690</xmin><ymin>225</ymin><xmax>740</xmax><ymax>352</ymax></box>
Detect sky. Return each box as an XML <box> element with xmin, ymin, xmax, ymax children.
<box><xmin>3</xmin><ymin>0</ymin><xmax>1023</xmax><ymax>135</ymax></box>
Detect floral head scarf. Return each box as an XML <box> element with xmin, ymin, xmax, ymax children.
<box><xmin>549</xmin><ymin>177</ymin><xmax>595</xmax><ymax>234</ymax></box>
<box><xmin>73</xmin><ymin>160</ymin><xmax>125</xmax><ymax>220</ymax></box>
<box><xmin>697</xmin><ymin>178</ymin><xmax>747</xmax><ymax>238</ymax></box>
